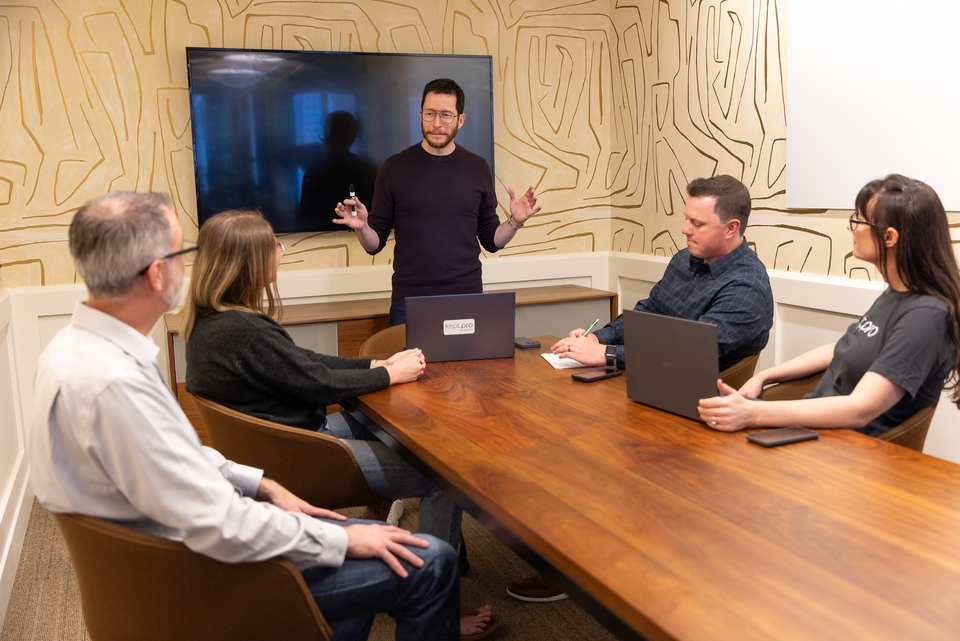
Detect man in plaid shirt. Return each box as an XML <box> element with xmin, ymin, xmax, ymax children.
<box><xmin>509</xmin><ymin>175</ymin><xmax>774</xmax><ymax>604</ymax></box>
<box><xmin>553</xmin><ymin>174</ymin><xmax>773</xmax><ymax>372</ymax></box>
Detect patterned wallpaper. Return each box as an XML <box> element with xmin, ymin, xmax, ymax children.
<box><xmin>0</xmin><ymin>0</ymin><xmax>881</xmax><ymax>289</ymax></box>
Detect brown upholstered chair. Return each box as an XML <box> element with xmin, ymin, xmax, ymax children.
<box><xmin>757</xmin><ymin>370</ymin><xmax>826</xmax><ymax>401</ymax></box>
<box><xmin>53</xmin><ymin>512</ymin><xmax>331</xmax><ymax>641</ymax></box>
<box><xmin>758</xmin><ymin>370</ymin><xmax>936</xmax><ymax>452</ymax></box>
<box><xmin>359</xmin><ymin>323</ymin><xmax>406</xmax><ymax>358</ymax></box>
<box><xmin>718</xmin><ymin>353</ymin><xmax>761</xmax><ymax>390</ymax></box>
<box><xmin>877</xmin><ymin>404</ymin><xmax>936</xmax><ymax>452</ymax></box>
<box><xmin>194</xmin><ymin>396</ymin><xmax>379</xmax><ymax>510</ymax></box>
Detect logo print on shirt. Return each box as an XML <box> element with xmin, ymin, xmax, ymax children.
<box><xmin>857</xmin><ymin>317</ymin><xmax>880</xmax><ymax>337</ymax></box>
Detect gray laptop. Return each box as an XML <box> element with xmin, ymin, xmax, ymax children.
<box><xmin>623</xmin><ymin>309</ymin><xmax>718</xmax><ymax>421</ymax></box>
<box><xmin>405</xmin><ymin>292</ymin><xmax>516</xmax><ymax>362</ymax></box>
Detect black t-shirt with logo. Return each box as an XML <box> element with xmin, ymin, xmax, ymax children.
<box><xmin>809</xmin><ymin>289</ymin><xmax>955</xmax><ymax>436</ymax></box>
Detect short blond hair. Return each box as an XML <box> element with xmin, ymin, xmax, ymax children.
<box><xmin>180</xmin><ymin>210</ymin><xmax>280</xmax><ymax>342</ymax></box>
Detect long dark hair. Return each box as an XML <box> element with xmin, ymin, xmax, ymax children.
<box><xmin>857</xmin><ymin>174</ymin><xmax>960</xmax><ymax>406</ymax></box>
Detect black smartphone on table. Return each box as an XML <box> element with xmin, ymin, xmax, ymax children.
<box><xmin>515</xmin><ymin>337</ymin><xmax>541</xmax><ymax>349</ymax></box>
<box><xmin>572</xmin><ymin>368</ymin><xmax>622</xmax><ymax>382</ymax></box>
<box><xmin>746</xmin><ymin>426</ymin><xmax>819</xmax><ymax>447</ymax></box>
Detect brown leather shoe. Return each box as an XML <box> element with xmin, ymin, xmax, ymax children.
<box><xmin>506</xmin><ymin>573</ymin><xmax>569</xmax><ymax>602</ymax></box>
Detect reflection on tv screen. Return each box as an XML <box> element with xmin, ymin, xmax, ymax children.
<box><xmin>187</xmin><ymin>49</ymin><xmax>494</xmax><ymax>234</ymax></box>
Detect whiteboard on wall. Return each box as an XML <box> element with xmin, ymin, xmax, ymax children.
<box><xmin>787</xmin><ymin>0</ymin><xmax>960</xmax><ymax>210</ymax></box>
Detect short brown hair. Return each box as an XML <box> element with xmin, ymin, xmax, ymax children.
<box><xmin>686</xmin><ymin>175</ymin><xmax>752</xmax><ymax>231</ymax></box>
<box><xmin>421</xmin><ymin>78</ymin><xmax>465</xmax><ymax>114</ymax></box>
<box><xmin>181</xmin><ymin>210</ymin><xmax>280</xmax><ymax>342</ymax></box>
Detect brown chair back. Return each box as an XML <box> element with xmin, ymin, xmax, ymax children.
<box><xmin>758</xmin><ymin>371</ymin><xmax>826</xmax><ymax>401</ymax></box>
<box><xmin>876</xmin><ymin>404</ymin><xmax>936</xmax><ymax>452</ymax></box>
<box><xmin>359</xmin><ymin>323</ymin><xmax>406</xmax><ymax>358</ymax></box>
<box><xmin>194</xmin><ymin>396</ymin><xmax>379</xmax><ymax>510</ymax></box>
<box><xmin>719</xmin><ymin>353</ymin><xmax>761</xmax><ymax>390</ymax></box>
<box><xmin>53</xmin><ymin>512</ymin><xmax>331</xmax><ymax>641</ymax></box>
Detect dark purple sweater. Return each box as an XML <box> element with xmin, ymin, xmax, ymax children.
<box><xmin>368</xmin><ymin>143</ymin><xmax>500</xmax><ymax>300</ymax></box>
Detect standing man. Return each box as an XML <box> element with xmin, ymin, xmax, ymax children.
<box><xmin>334</xmin><ymin>78</ymin><xmax>541</xmax><ymax>325</ymax></box>
<box><xmin>31</xmin><ymin>191</ymin><xmax>460</xmax><ymax>640</ymax></box>
<box><xmin>510</xmin><ymin>175</ymin><xmax>774</xmax><ymax>604</ymax></box>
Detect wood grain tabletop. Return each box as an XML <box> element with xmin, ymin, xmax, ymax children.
<box><xmin>347</xmin><ymin>337</ymin><xmax>960</xmax><ymax>641</ymax></box>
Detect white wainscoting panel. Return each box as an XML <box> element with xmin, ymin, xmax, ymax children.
<box><xmin>609</xmin><ymin>253</ymin><xmax>669</xmax><ymax>317</ymax></box>
<box><xmin>272</xmin><ymin>253</ymin><xmax>613</xmax><ymax>306</ymax></box>
<box><xmin>0</xmin><ymin>291</ymin><xmax>30</xmax><ymax>633</ymax></box>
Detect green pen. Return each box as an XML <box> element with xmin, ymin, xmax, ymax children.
<box><xmin>583</xmin><ymin>318</ymin><xmax>600</xmax><ymax>336</ymax></box>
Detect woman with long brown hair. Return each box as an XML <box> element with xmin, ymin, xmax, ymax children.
<box><xmin>181</xmin><ymin>210</ymin><xmax>426</xmax><ymax>424</ymax></box>
<box><xmin>699</xmin><ymin>174</ymin><xmax>960</xmax><ymax>434</ymax></box>
<box><xmin>182</xmin><ymin>210</ymin><xmax>499</xmax><ymax>638</ymax></box>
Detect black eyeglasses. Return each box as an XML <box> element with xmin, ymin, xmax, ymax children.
<box><xmin>848</xmin><ymin>212</ymin><xmax>882</xmax><ymax>231</ymax></box>
<box><xmin>420</xmin><ymin>109</ymin><xmax>458</xmax><ymax>124</ymax></box>
<box><xmin>137</xmin><ymin>244</ymin><xmax>198</xmax><ymax>276</ymax></box>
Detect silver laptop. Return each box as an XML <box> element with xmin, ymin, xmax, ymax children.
<box><xmin>623</xmin><ymin>309</ymin><xmax>718</xmax><ymax>421</ymax></box>
<box><xmin>405</xmin><ymin>292</ymin><xmax>516</xmax><ymax>362</ymax></box>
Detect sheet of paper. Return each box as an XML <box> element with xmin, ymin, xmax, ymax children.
<box><xmin>541</xmin><ymin>352</ymin><xmax>591</xmax><ymax>369</ymax></box>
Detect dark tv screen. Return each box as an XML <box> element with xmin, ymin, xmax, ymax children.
<box><xmin>186</xmin><ymin>48</ymin><xmax>494</xmax><ymax>233</ymax></box>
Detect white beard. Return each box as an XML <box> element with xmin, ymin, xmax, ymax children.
<box><xmin>163</xmin><ymin>275</ymin><xmax>185</xmax><ymax>312</ymax></box>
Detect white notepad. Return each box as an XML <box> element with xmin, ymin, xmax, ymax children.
<box><xmin>541</xmin><ymin>353</ymin><xmax>590</xmax><ymax>369</ymax></box>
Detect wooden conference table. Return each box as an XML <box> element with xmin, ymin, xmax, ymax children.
<box><xmin>344</xmin><ymin>338</ymin><xmax>960</xmax><ymax>641</ymax></box>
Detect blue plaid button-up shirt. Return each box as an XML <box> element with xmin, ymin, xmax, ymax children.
<box><xmin>593</xmin><ymin>239</ymin><xmax>773</xmax><ymax>371</ymax></box>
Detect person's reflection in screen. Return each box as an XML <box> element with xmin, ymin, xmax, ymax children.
<box><xmin>299</xmin><ymin>111</ymin><xmax>379</xmax><ymax>228</ymax></box>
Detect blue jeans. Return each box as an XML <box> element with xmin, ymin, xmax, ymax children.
<box><xmin>389</xmin><ymin>299</ymin><xmax>406</xmax><ymax>326</ymax></box>
<box><xmin>302</xmin><ymin>518</ymin><xmax>459</xmax><ymax>641</ymax></box>
<box><xmin>323</xmin><ymin>412</ymin><xmax>462</xmax><ymax>549</ymax></box>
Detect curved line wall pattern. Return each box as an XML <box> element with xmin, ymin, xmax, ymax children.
<box><xmin>2</xmin><ymin>0</ymin><xmax>943</xmax><ymax>288</ymax></box>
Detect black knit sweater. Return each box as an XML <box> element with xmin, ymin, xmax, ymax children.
<box><xmin>184</xmin><ymin>310</ymin><xmax>390</xmax><ymax>430</ymax></box>
<box><xmin>368</xmin><ymin>143</ymin><xmax>501</xmax><ymax>300</ymax></box>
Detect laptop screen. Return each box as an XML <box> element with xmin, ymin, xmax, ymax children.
<box><xmin>623</xmin><ymin>310</ymin><xmax>719</xmax><ymax>421</ymax></box>
<box><xmin>405</xmin><ymin>292</ymin><xmax>516</xmax><ymax>362</ymax></box>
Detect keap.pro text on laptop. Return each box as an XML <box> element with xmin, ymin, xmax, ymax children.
<box><xmin>405</xmin><ymin>292</ymin><xmax>515</xmax><ymax>362</ymax></box>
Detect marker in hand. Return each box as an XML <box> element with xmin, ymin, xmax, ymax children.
<box><xmin>349</xmin><ymin>184</ymin><xmax>357</xmax><ymax>216</ymax></box>
<box><xmin>583</xmin><ymin>318</ymin><xmax>600</xmax><ymax>336</ymax></box>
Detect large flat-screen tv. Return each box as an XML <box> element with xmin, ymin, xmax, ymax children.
<box><xmin>186</xmin><ymin>48</ymin><xmax>495</xmax><ymax>233</ymax></box>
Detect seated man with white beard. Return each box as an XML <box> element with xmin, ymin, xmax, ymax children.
<box><xmin>30</xmin><ymin>191</ymin><xmax>461</xmax><ymax>641</ymax></box>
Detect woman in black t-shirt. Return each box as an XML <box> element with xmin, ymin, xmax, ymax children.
<box><xmin>699</xmin><ymin>174</ymin><xmax>960</xmax><ymax>435</ymax></box>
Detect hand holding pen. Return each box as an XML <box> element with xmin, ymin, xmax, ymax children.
<box><xmin>333</xmin><ymin>191</ymin><xmax>369</xmax><ymax>231</ymax></box>
<box><xmin>549</xmin><ymin>318</ymin><xmax>607</xmax><ymax>366</ymax></box>
<box><xmin>582</xmin><ymin>318</ymin><xmax>600</xmax><ymax>336</ymax></box>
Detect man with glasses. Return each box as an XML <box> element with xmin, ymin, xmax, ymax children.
<box><xmin>31</xmin><ymin>191</ymin><xmax>461</xmax><ymax>640</ymax></box>
<box><xmin>334</xmin><ymin>78</ymin><xmax>541</xmax><ymax>325</ymax></box>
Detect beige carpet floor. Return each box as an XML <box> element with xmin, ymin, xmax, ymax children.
<box><xmin>1</xmin><ymin>499</ymin><xmax>620</xmax><ymax>640</ymax></box>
